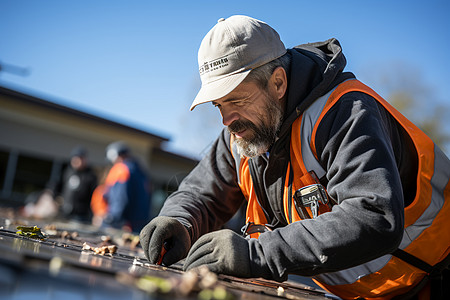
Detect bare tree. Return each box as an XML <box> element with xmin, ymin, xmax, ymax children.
<box><xmin>361</xmin><ymin>61</ymin><xmax>450</xmax><ymax>155</ymax></box>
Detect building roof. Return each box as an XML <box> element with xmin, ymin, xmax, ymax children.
<box><xmin>0</xmin><ymin>85</ymin><xmax>169</xmax><ymax>143</ymax></box>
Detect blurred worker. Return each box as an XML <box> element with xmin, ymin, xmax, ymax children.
<box><xmin>58</xmin><ymin>146</ymin><xmax>98</xmax><ymax>221</ymax></box>
<box><xmin>23</xmin><ymin>146</ymin><xmax>97</xmax><ymax>220</ymax></box>
<box><xmin>140</xmin><ymin>15</ymin><xmax>450</xmax><ymax>299</ymax></box>
<box><xmin>96</xmin><ymin>141</ymin><xmax>151</xmax><ymax>233</ymax></box>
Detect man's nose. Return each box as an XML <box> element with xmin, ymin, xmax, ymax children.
<box><xmin>220</xmin><ymin>108</ymin><xmax>240</xmax><ymax>126</ymax></box>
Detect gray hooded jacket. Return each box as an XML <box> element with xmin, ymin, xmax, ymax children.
<box><xmin>160</xmin><ymin>38</ymin><xmax>413</xmax><ymax>281</ymax></box>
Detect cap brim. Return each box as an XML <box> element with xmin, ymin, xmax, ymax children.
<box><xmin>190</xmin><ymin>69</ymin><xmax>251</xmax><ymax>111</ymax></box>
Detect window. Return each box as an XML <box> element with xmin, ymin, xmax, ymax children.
<box><xmin>11</xmin><ymin>153</ymin><xmax>53</xmax><ymax>201</ymax></box>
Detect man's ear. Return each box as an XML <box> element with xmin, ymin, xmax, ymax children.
<box><xmin>269</xmin><ymin>66</ymin><xmax>288</xmax><ymax>101</ymax></box>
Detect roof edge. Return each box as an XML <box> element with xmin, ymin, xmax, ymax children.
<box><xmin>0</xmin><ymin>85</ymin><xmax>170</xmax><ymax>142</ymax></box>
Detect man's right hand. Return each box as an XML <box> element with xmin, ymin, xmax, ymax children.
<box><xmin>139</xmin><ymin>216</ymin><xmax>191</xmax><ymax>266</ymax></box>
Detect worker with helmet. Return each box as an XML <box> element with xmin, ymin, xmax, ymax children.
<box><xmin>94</xmin><ymin>141</ymin><xmax>151</xmax><ymax>232</ymax></box>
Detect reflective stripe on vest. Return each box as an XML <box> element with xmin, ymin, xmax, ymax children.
<box><xmin>299</xmin><ymin>88</ymin><xmax>334</xmax><ymax>179</ymax></box>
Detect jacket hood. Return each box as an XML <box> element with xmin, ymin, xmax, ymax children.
<box><xmin>278</xmin><ymin>38</ymin><xmax>354</xmax><ymax>137</ymax></box>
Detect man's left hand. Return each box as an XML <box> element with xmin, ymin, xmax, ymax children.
<box><xmin>183</xmin><ymin>229</ymin><xmax>252</xmax><ymax>277</ymax></box>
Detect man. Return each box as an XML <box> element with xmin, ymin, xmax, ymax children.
<box><xmin>100</xmin><ymin>141</ymin><xmax>151</xmax><ymax>232</ymax></box>
<box><xmin>55</xmin><ymin>146</ymin><xmax>97</xmax><ymax>221</ymax></box>
<box><xmin>140</xmin><ymin>15</ymin><xmax>450</xmax><ymax>299</ymax></box>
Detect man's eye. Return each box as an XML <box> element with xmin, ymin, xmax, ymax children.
<box><xmin>232</xmin><ymin>100</ymin><xmax>246</xmax><ymax>107</ymax></box>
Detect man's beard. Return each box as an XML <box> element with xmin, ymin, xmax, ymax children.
<box><xmin>228</xmin><ymin>96</ymin><xmax>284</xmax><ymax>158</ymax></box>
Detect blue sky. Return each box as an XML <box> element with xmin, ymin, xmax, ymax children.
<box><xmin>1</xmin><ymin>1</ymin><xmax>449</xmax><ymax>158</ymax></box>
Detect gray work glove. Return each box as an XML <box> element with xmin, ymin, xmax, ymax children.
<box><xmin>183</xmin><ymin>229</ymin><xmax>253</xmax><ymax>278</ymax></box>
<box><xmin>139</xmin><ymin>216</ymin><xmax>191</xmax><ymax>266</ymax></box>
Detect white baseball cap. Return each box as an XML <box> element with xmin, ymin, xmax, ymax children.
<box><xmin>190</xmin><ymin>15</ymin><xmax>286</xmax><ymax>110</ymax></box>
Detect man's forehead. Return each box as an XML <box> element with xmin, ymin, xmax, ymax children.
<box><xmin>212</xmin><ymin>94</ymin><xmax>245</xmax><ymax>104</ymax></box>
<box><xmin>212</xmin><ymin>81</ymin><xmax>259</xmax><ymax>104</ymax></box>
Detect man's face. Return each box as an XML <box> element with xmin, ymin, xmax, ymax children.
<box><xmin>212</xmin><ymin>80</ymin><xmax>284</xmax><ymax>157</ymax></box>
<box><xmin>71</xmin><ymin>156</ymin><xmax>86</xmax><ymax>170</ymax></box>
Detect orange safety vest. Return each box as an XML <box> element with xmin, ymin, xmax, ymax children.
<box><xmin>234</xmin><ymin>79</ymin><xmax>450</xmax><ymax>299</ymax></box>
<box><xmin>90</xmin><ymin>162</ymin><xmax>130</xmax><ymax>217</ymax></box>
